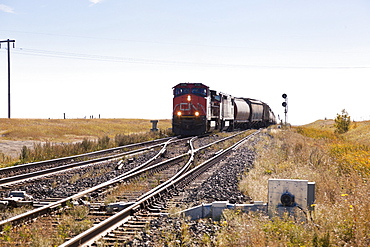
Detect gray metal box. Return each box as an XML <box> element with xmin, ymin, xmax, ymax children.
<box><xmin>268</xmin><ymin>179</ymin><xmax>315</xmax><ymax>217</ymax></box>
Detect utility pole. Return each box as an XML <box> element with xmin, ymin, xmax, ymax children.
<box><xmin>0</xmin><ymin>39</ymin><xmax>15</xmax><ymax>119</ymax></box>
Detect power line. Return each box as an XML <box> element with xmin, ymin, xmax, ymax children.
<box><xmin>2</xmin><ymin>29</ymin><xmax>369</xmax><ymax>55</ymax></box>
<box><xmin>4</xmin><ymin>47</ymin><xmax>370</xmax><ymax>69</ymax></box>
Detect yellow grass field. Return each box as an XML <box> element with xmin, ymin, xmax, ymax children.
<box><xmin>0</xmin><ymin>118</ymin><xmax>171</xmax><ymax>142</ymax></box>
<box><xmin>0</xmin><ymin>118</ymin><xmax>172</xmax><ymax>162</ymax></box>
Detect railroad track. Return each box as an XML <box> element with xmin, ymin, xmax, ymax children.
<box><xmin>61</xmin><ymin>130</ymin><xmax>259</xmax><ymax>247</ymax></box>
<box><xmin>0</xmin><ymin>136</ymin><xmax>188</xmax><ymax>227</ymax></box>
<box><xmin>0</xmin><ymin>131</ymin><xmax>257</xmax><ymax>246</ymax></box>
<box><xmin>0</xmin><ymin>137</ymin><xmax>180</xmax><ymax>188</ymax></box>
<box><xmin>0</xmin><ymin>137</ymin><xmax>173</xmax><ymax>180</ymax></box>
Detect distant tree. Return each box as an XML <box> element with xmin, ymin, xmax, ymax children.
<box><xmin>334</xmin><ymin>109</ymin><xmax>351</xmax><ymax>134</ymax></box>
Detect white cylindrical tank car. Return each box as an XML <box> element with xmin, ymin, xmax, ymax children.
<box><xmin>233</xmin><ymin>98</ymin><xmax>274</xmax><ymax>128</ymax></box>
<box><xmin>234</xmin><ymin>98</ymin><xmax>250</xmax><ymax>121</ymax></box>
<box><xmin>245</xmin><ymin>98</ymin><xmax>264</xmax><ymax>122</ymax></box>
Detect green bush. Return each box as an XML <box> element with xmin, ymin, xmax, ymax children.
<box><xmin>334</xmin><ymin>109</ymin><xmax>351</xmax><ymax>134</ymax></box>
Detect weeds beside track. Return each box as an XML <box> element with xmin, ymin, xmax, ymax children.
<box><xmin>233</xmin><ymin>125</ymin><xmax>370</xmax><ymax>246</ymax></box>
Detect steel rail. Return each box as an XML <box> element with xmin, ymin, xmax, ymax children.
<box><xmin>135</xmin><ymin>135</ymin><xmax>198</xmax><ymax>202</ymax></box>
<box><xmin>60</xmin><ymin>130</ymin><xmax>258</xmax><ymax>247</ymax></box>
<box><xmin>111</xmin><ymin>136</ymin><xmax>181</xmax><ymax>181</ymax></box>
<box><xmin>135</xmin><ymin>130</ymin><xmax>246</xmax><ymax>203</ymax></box>
<box><xmin>0</xmin><ymin>137</ymin><xmax>172</xmax><ymax>177</ymax></box>
<box><xmin>0</xmin><ymin>138</ymin><xmax>186</xmax><ymax>231</ymax></box>
<box><xmin>0</xmin><ymin>139</ymin><xmax>174</xmax><ymax>187</ymax></box>
<box><xmin>0</xmin><ymin>131</ymin><xmax>249</xmax><ymax>242</ymax></box>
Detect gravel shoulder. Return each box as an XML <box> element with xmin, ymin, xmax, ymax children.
<box><xmin>0</xmin><ymin>140</ymin><xmax>41</xmax><ymax>158</ymax></box>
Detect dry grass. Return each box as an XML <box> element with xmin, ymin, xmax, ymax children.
<box><xmin>0</xmin><ymin>205</ymin><xmax>92</xmax><ymax>246</ymax></box>
<box><xmin>235</xmin><ymin>122</ymin><xmax>370</xmax><ymax>246</ymax></box>
<box><xmin>0</xmin><ymin>118</ymin><xmax>171</xmax><ymax>142</ymax></box>
<box><xmin>0</xmin><ymin>118</ymin><xmax>171</xmax><ymax>166</ymax></box>
<box><xmin>157</xmin><ymin>121</ymin><xmax>370</xmax><ymax>246</ymax></box>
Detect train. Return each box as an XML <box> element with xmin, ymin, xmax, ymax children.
<box><xmin>172</xmin><ymin>83</ymin><xmax>276</xmax><ymax>136</ymax></box>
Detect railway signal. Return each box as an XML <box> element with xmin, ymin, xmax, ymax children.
<box><xmin>282</xmin><ymin>93</ymin><xmax>288</xmax><ymax>125</ymax></box>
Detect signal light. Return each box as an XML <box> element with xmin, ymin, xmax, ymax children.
<box><xmin>282</xmin><ymin>93</ymin><xmax>288</xmax><ymax>125</ymax></box>
<box><xmin>195</xmin><ymin>111</ymin><xmax>200</xmax><ymax>117</ymax></box>
<box><xmin>177</xmin><ymin>111</ymin><xmax>182</xmax><ymax>116</ymax></box>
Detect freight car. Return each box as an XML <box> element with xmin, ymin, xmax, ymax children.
<box><xmin>172</xmin><ymin>83</ymin><xmax>276</xmax><ymax>136</ymax></box>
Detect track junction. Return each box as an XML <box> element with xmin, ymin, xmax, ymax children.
<box><xmin>0</xmin><ymin>130</ymin><xmax>262</xmax><ymax>246</ymax></box>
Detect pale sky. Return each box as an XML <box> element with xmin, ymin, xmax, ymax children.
<box><xmin>1</xmin><ymin>1</ymin><xmax>369</xmax><ymax>125</ymax></box>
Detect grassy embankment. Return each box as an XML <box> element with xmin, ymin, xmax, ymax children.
<box><xmin>155</xmin><ymin>120</ymin><xmax>369</xmax><ymax>246</ymax></box>
<box><xmin>0</xmin><ymin>118</ymin><xmax>172</xmax><ymax>166</ymax></box>
<box><xmin>223</xmin><ymin>120</ymin><xmax>370</xmax><ymax>246</ymax></box>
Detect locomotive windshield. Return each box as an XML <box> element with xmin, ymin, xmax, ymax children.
<box><xmin>191</xmin><ymin>88</ymin><xmax>207</xmax><ymax>97</ymax></box>
<box><xmin>174</xmin><ymin>88</ymin><xmax>190</xmax><ymax>96</ymax></box>
<box><xmin>174</xmin><ymin>87</ymin><xmax>207</xmax><ymax>97</ymax></box>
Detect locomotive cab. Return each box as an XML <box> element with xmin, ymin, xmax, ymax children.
<box><xmin>172</xmin><ymin>83</ymin><xmax>209</xmax><ymax>136</ymax></box>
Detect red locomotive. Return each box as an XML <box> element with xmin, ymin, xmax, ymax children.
<box><xmin>172</xmin><ymin>83</ymin><xmax>276</xmax><ymax>136</ymax></box>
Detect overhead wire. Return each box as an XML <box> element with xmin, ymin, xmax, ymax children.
<box><xmin>1</xmin><ymin>30</ymin><xmax>369</xmax><ymax>69</ymax></box>
<box><xmin>2</xmin><ymin>29</ymin><xmax>369</xmax><ymax>55</ymax></box>
<box><xmin>0</xmin><ymin>41</ymin><xmax>368</xmax><ymax>69</ymax></box>
<box><xmin>3</xmin><ymin>47</ymin><xmax>368</xmax><ymax>69</ymax></box>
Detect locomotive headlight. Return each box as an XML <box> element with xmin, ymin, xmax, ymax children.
<box><xmin>187</xmin><ymin>95</ymin><xmax>191</xmax><ymax>101</ymax></box>
<box><xmin>177</xmin><ymin>111</ymin><xmax>182</xmax><ymax>117</ymax></box>
<box><xmin>195</xmin><ymin>111</ymin><xmax>200</xmax><ymax>117</ymax></box>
